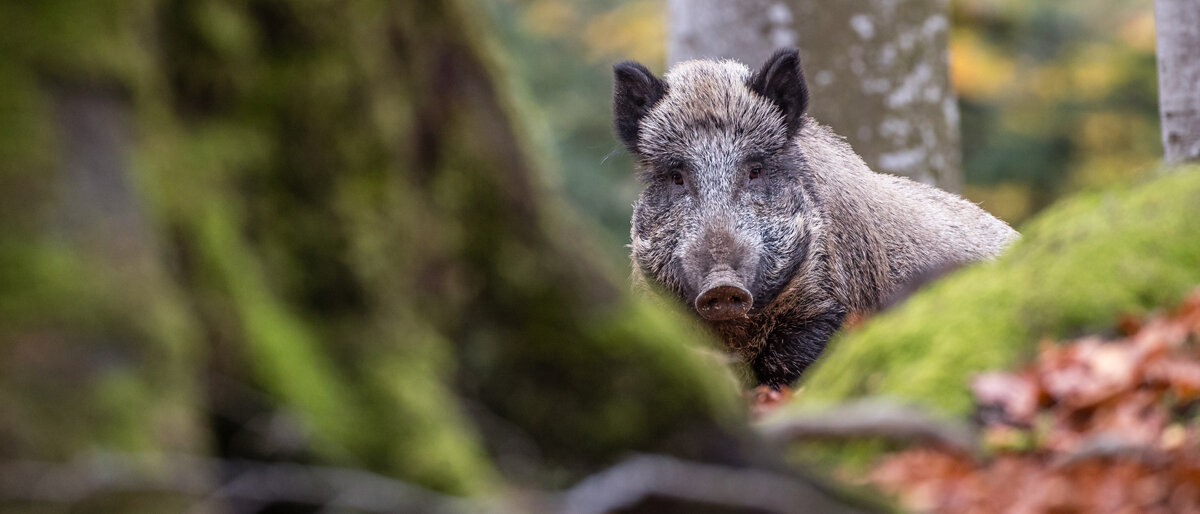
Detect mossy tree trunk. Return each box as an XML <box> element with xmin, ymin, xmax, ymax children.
<box><xmin>667</xmin><ymin>0</ymin><xmax>962</xmax><ymax>190</ymax></box>
<box><xmin>0</xmin><ymin>0</ymin><xmax>830</xmax><ymax>511</ymax></box>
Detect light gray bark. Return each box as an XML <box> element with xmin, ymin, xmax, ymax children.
<box><xmin>668</xmin><ymin>0</ymin><xmax>962</xmax><ymax>191</ymax></box>
<box><xmin>1155</xmin><ymin>0</ymin><xmax>1200</xmax><ymax>163</ymax></box>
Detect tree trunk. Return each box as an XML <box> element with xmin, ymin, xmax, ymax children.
<box><xmin>668</xmin><ymin>0</ymin><xmax>962</xmax><ymax>191</ymax></box>
<box><xmin>1155</xmin><ymin>0</ymin><xmax>1200</xmax><ymax>163</ymax></box>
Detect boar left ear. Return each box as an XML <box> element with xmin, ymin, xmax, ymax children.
<box><xmin>749</xmin><ymin>48</ymin><xmax>809</xmax><ymax>139</ymax></box>
<box><xmin>613</xmin><ymin>61</ymin><xmax>666</xmax><ymax>154</ymax></box>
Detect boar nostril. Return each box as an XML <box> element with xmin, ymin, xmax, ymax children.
<box><xmin>695</xmin><ymin>284</ymin><xmax>753</xmax><ymax>321</ymax></box>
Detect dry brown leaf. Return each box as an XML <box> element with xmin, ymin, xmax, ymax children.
<box><xmin>1039</xmin><ymin>338</ymin><xmax>1141</xmax><ymax>408</ymax></box>
<box><xmin>972</xmin><ymin>371</ymin><xmax>1041</xmax><ymax>425</ymax></box>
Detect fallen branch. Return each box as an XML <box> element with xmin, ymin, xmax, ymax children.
<box><xmin>1050</xmin><ymin>433</ymin><xmax>1168</xmax><ymax>468</ymax></box>
<box><xmin>755</xmin><ymin>398</ymin><xmax>980</xmax><ymax>458</ymax></box>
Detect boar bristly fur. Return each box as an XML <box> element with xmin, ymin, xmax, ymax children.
<box><xmin>615</xmin><ymin>49</ymin><xmax>1018</xmax><ymax>388</ymax></box>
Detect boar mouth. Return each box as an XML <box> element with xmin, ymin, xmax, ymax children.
<box><xmin>694</xmin><ymin>269</ymin><xmax>753</xmax><ymax>321</ymax></box>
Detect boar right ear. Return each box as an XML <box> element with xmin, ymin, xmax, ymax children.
<box><xmin>749</xmin><ymin>48</ymin><xmax>809</xmax><ymax>139</ymax></box>
<box><xmin>613</xmin><ymin>61</ymin><xmax>666</xmax><ymax>154</ymax></box>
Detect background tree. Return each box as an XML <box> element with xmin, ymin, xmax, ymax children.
<box><xmin>667</xmin><ymin>0</ymin><xmax>962</xmax><ymax>190</ymax></box>
<box><xmin>483</xmin><ymin>0</ymin><xmax>1163</xmax><ymax>239</ymax></box>
<box><xmin>1155</xmin><ymin>0</ymin><xmax>1200</xmax><ymax>163</ymax></box>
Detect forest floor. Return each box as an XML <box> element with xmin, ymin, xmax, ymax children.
<box><xmin>753</xmin><ymin>286</ymin><xmax>1200</xmax><ymax>513</ymax></box>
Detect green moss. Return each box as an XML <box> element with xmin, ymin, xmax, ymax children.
<box><xmin>91</xmin><ymin>371</ymin><xmax>167</xmax><ymax>452</ymax></box>
<box><xmin>197</xmin><ymin>206</ymin><xmax>360</xmax><ymax>453</ymax></box>
<box><xmin>0</xmin><ymin>1</ymin><xmax>158</xmax><ymax>82</ymax></box>
<box><xmin>0</xmin><ymin>237</ymin><xmax>203</xmax><ymax>461</ymax></box>
<box><xmin>799</xmin><ymin>167</ymin><xmax>1200</xmax><ymax>415</ymax></box>
<box><xmin>0</xmin><ymin>61</ymin><xmax>55</xmax><ymax>220</ymax></box>
<box><xmin>580</xmin><ymin>297</ymin><xmax>746</xmax><ymax>437</ymax></box>
<box><xmin>366</xmin><ymin>334</ymin><xmax>498</xmax><ymax>494</ymax></box>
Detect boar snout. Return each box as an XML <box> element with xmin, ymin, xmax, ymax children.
<box><xmin>695</xmin><ymin>269</ymin><xmax>753</xmax><ymax>321</ymax></box>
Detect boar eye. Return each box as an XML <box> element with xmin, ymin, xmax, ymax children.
<box><xmin>748</xmin><ymin>165</ymin><xmax>762</xmax><ymax>180</ymax></box>
<box><xmin>671</xmin><ymin>171</ymin><xmax>684</xmax><ymax>185</ymax></box>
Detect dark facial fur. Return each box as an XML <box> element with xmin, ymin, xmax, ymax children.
<box><xmin>627</xmin><ymin>52</ymin><xmax>811</xmax><ymax>307</ymax></box>
<box><xmin>618</xmin><ymin>51</ymin><xmax>819</xmax><ymax>380</ymax></box>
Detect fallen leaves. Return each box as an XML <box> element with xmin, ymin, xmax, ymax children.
<box><xmin>868</xmin><ymin>288</ymin><xmax>1200</xmax><ymax>513</ymax></box>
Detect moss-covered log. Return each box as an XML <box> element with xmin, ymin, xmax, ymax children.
<box><xmin>797</xmin><ymin>167</ymin><xmax>1200</xmax><ymax>415</ymax></box>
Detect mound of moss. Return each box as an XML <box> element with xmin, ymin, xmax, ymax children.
<box><xmin>799</xmin><ymin>167</ymin><xmax>1200</xmax><ymax>415</ymax></box>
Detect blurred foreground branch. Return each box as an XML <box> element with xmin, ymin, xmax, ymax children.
<box><xmin>0</xmin><ymin>452</ymin><xmax>468</xmax><ymax>514</ymax></box>
<box><xmin>756</xmin><ymin>398</ymin><xmax>980</xmax><ymax>458</ymax></box>
<box><xmin>561</xmin><ymin>453</ymin><xmax>868</xmax><ymax>514</ymax></box>
<box><xmin>0</xmin><ymin>451</ymin><xmax>874</xmax><ymax>513</ymax></box>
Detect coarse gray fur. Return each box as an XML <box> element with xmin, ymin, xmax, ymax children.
<box><xmin>614</xmin><ymin>49</ymin><xmax>1018</xmax><ymax>387</ymax></box>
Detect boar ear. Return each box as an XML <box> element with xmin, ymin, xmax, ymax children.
<box><xmin>613</xmin><ymin>61</ymin><xmax>666</xmax><ymax>154</ymax></box>
<box><xmin>749</xmin><ymin>48</ymin><xmax>809</xmax><ymax>139</ymax></box>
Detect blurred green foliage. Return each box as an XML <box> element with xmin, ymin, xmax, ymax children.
<box><xmin>953</xmin><ymin>0</ymin><xmax>1161</xmax><ymax>223</ymax></box>
<box><xmin>480</xmin><ymin>0</ymin><xmax>663</xmax><ymax>265</ymax></box>
<box><xmin>482</xmin><ymin>0</ymin><xmax>1161</xmax><ymax>233</ymax></box>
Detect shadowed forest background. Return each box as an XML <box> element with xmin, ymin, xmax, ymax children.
<box><xmin>485</xmin><ymin>0</ymin><xmax>1163</xmax><ymax>253</ymax></box>
<box><xmin>1</xmin><ymin>0</ymin><xmax>1198</xmax><ymax>513</ymax></box>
